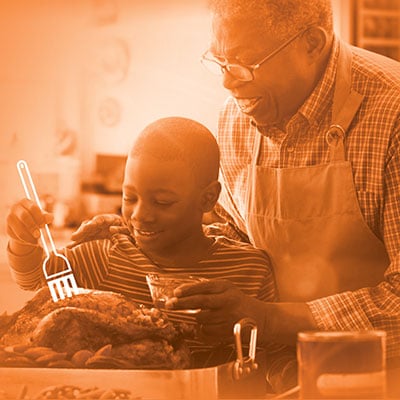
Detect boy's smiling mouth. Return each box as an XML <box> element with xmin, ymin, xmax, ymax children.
<box><xmin>134</xmin><ymin>228</ymin><xmax>162</xmax><ymax>238</ymax></box>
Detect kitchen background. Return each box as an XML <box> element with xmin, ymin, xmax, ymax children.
<box><xmin>0</xmin><ymin>0</ymin><xmax>398</xmax><ymax>312</ymax></box>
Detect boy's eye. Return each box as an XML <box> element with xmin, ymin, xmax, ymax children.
<box><xmin>154</xmin><ymin>199</ymin><xmax>176</xmax><ymax>206</ymax></box>
<box><xmin>123</xmin><ymin>196</ymin><xmax>137</xmax><ymax>203</ymax></box>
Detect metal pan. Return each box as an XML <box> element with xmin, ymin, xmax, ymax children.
<box><xmin>0</xmin><ymin>319</ymin><xmax>268</xmax><ymax>400</ymax></box>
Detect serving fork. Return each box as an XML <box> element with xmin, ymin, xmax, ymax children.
<box><xmin>16</xmin><ymin>159</ymin><xmax>80</xmax><ymax>302</ymax></box>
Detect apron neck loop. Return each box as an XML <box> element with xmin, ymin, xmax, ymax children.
<box><xmin>251</xmin><ymin>128</ymin><xmax>263</xmax><ymax>167</ymax></box>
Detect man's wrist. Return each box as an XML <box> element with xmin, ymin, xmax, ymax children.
<box><xmin>256</xmin><ymin>302</ymin><xmax>318</xmax><ymax>346</ymax></box>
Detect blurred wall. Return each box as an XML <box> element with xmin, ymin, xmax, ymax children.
<box><xmin>0</xmin><ymin>0</ymin><xmax>225</xmax><ymax>233</ymax></box>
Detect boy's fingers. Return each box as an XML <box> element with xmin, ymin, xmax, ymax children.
<box><xmin>19</xmin><ymin>198</ymin><xmax>46</xmax><ymax>225</ymax></box>
<box><xmin>6</xmin><ymin>213</ymin><xmax>38</xmax><ymax>243</ymax></box>
<box><xmin>166</xmin><ymin>292</ymin><xmax>228</xmax><ymax>311</ymax></box>
<box><xmin>43</xmin><ymin>212</ymin><xmax>54</xmax><ymax>225</ymax></box>
<box><xmin>9</xmin><ymin>201</ymin><xmax>48</xmax><ymax>238</ymax></box>
<box><xmin>174</xmin><ymin>279</ymin><xmax>230</xmax><ymax>297</ymax></box>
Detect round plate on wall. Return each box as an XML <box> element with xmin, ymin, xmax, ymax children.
<box><xmin>98</xmin><ymin>97</ymin><xmax>121</xmax><ymax>127</ymax></box>
<box><xmin>95</xmin><ymin>37</ymin><xmax>130</xmax><ymax>84</ymax></box>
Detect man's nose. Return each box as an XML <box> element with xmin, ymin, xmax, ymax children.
<box><xmin>222</xmin><ymin>68</ymin><xmax>244</xmax><ymax>90</ymax></box>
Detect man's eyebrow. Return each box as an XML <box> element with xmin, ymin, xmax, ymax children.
<box><xmin>210</xmin><ymin>45</ymin><xmax>253</xmax><ymax>61</ymax></box>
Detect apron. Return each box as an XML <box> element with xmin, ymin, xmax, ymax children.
<box><xmin>243</xmin><ymin>42</ymin><xmax>390</xmax><ymax>302</ymax></box>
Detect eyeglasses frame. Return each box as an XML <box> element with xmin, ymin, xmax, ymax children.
<box><xmin>201</xmin><ymin>26</ymin><xmax>313</xmax><ymax>82</ymax></box>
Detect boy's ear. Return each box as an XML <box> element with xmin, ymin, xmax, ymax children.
<box><xmin>200</xmin><ymin>180</ymin><xmax>221</xmax><ymax>212</ymax></box>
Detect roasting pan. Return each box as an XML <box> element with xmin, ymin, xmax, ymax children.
<box><xmin>0</xmin><ymin>319</ymin><xmax>268</xmax><ymax>400</ymax></box>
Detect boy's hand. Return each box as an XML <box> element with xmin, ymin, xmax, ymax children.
<box><xmin>70</xmin><ymin>214</ymin><xmax>127</xmax><ymax>244</ymax></box>
<box><xmin>6</xmin><ymin>198</ymin><xmax>53</xmax><ymax>244</ymax></box>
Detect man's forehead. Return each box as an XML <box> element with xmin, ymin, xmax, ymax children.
<box><xmin>210</xmin><ymin>15</ymin><xmax>271</xmax><ymax>56</ymax></box>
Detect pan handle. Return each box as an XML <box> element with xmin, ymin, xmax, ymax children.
<box><xmin>233</xmin><ymin>317</ymin><xmax>258</xmax><ymax>380</ymax></box>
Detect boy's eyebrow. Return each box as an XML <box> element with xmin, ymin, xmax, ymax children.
<box><xmin>123</xmin><ymin>185</ymin><xmax>179</xmax><ymax>196</ymax></box>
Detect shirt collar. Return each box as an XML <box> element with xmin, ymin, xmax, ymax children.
<box><xmin>297</xmin><ymin>35</ymin><xmax>340</xmax><ymax>127</ymax></box>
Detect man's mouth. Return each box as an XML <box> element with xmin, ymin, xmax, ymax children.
<box><xmin>234</xmin><ymin>97</ymin><xmax>261</xmax><ymax>114</ymax></box>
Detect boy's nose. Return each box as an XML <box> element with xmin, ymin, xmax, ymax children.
<box><xmin>131</xmin><ymin>202</ymin><xmax>155</xmax><ymax>223</ymax></box>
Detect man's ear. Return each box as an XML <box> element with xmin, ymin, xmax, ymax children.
<box><xmin>303</xmin><ymin>26</ymin><xmax>329</xmax><ymax>63</ymax></box>
<box><xmin>200</xmin><ymin>180</ymin><xmax>221</xmax><ymax>212</ymax></box>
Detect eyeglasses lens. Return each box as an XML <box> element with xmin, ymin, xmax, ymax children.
<box><xmin>201</xmin><ymin>57</ymin><xmax>252</xmax><ymax>81</ymax></box>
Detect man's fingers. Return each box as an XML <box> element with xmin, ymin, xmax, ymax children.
<box><xmin>71</xmin><ymin>214</ymin><xmax>123</xmax><ymax>242</ymax></box>
<box><xmin>109</xmin><ymin>226</ymin><xmax>130</xmax><ymax>235</ymax></box>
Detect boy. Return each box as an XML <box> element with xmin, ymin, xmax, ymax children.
<box><xmin>6</xmin><ymin>117</ymin><xmax>294</xmax><ymax>392</ymax></box>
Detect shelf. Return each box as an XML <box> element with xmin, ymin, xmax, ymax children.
<box><xmin>361</xmin><ymin>9</ymin><xmax>400</xmax><ymax>17</ymax></box>
<box><xmin>355</xmin><ymin>0</ymin><xmax>400</xmax><ymax>61</ymax></box>
<box><xmin>360</xmin><ymin>38</ymin><xmax>400</xmax><ymax>47</ymax></box>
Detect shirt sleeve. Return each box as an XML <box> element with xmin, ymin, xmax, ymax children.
<box><xmin>7</xmin><ymin>239</ymin><xmax>112</xmax><ymax>291</ymax></box>
<box><xmin>59</xmin><ymin>240</ymin><xmax>112</xmax><ymax>289</ymax></box>
<box><xmin>7</xmin><ymin>243</ymin><xmax>46</xmax><ymax>290</ymax></box>
<box><xmin>308</xmin><ymin>121</ymin><xmax>400</xmax><ymax>363</ymax></box>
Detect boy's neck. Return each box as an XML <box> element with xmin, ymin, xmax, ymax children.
<box><xmin>142</xmin><ymin>234</ymin><xmax>215</xmax><ymax>269</ymax></box>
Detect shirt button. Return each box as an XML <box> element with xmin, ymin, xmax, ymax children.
<box><xmin>287</xmin><ymin>145</ymin><xmax>295</xmax><ymax>153</ymax></box>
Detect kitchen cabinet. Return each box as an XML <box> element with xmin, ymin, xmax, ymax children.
<box><xmin>355</xmin><ymin>0</ymin><xmax>400</xmax><ymax>60</ymax></box>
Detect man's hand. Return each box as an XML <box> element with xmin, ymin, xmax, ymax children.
<box><xmin>166</xmin><ymin>279</ymin><xmax>268</xmax><ymax>342</ymax></box>
<box><xmin>70</xmin><ymin>214</ymin><xmax>128</xmax><ymax>245</ymax></box>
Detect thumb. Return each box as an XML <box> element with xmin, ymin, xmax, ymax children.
<box><xmin>44</xmin><ymin>212</ymin><xmax>54</xmax><ymax>225</ymax></box>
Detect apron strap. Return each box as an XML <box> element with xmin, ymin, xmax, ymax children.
<box><xmin>327</xmin><ymin>42</ymin><xmax>365</xmax><ymax>162</ymax></box>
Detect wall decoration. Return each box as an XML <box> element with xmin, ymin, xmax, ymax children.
<box><xmin>94</xmin><ymin>37</ymin><xmax>130</xmax><ymax>84</ymax></box>
<box><xmin>98</xmin><ymin>97</ymin><xmax>121</xmax><ymax>127</ymax></box>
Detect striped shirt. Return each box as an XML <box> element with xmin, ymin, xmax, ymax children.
<box><xmin>9</xmin><ymin>233</ymin><xmax>276</xmax><ymax>326</ymax></box>
<box><xmin>214</xmin><ymin>36</ymin><xmax>400</xmax><ymax>363</ymax></box>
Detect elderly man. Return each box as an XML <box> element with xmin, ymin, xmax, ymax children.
<box><xmin>169</xmin><ymin>0</ymin><xmax>400</xmax><ymax>371</ymax></box>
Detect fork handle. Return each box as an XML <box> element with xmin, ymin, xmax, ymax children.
<box><xmin>16</xmin><ymin>160</ymin><xmax>57</xmax><ymax>257</ymax></box>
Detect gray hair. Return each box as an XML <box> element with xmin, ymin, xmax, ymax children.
<box><xmin>208</xmin><ymin>0</ymin><xmax>333</xmax><ymax>39</ymax></box>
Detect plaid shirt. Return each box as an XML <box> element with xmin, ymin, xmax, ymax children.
<box><xmin>215</xmin><ymin>37</ymin><xmax>400</xmax><ymax>362</ymax></box>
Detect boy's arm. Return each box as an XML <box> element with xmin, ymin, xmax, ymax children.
<box><xmin>7</xmin><ymin>240</ymin><xmax>45</xmax><ymax>290</ymax></box>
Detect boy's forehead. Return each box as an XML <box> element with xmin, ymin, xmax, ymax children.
<box><xmin>125</xmin><ymin>153</ymin><xmax>192</xmax><ymax>179</ymax></box>
<box><xmin>123</xmin><ymin>155</ymin><xmax>196</xmax><ymax>195</ymax></box>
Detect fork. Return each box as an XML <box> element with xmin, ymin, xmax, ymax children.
<box><xmin>16</xmin><ymin>160</ymin><xmax>80</xmax><ymax>302</ymax></box>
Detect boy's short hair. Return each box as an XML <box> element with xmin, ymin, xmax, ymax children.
<box><xmin>130</xmin><ymin>117</ymin><xmax>220</xmax><ymax>187</ymax></box>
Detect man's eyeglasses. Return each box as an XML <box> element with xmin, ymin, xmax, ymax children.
<box><xmin>201</xmin><ymin>27</ymin><xmax>310</xmax><ymax>82</ymax></box>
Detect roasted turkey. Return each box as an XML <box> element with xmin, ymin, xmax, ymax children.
<box><xmin>0</xmin><ymin>287</ymin><xmax>191</xmax><ymax>369</ymax></box>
